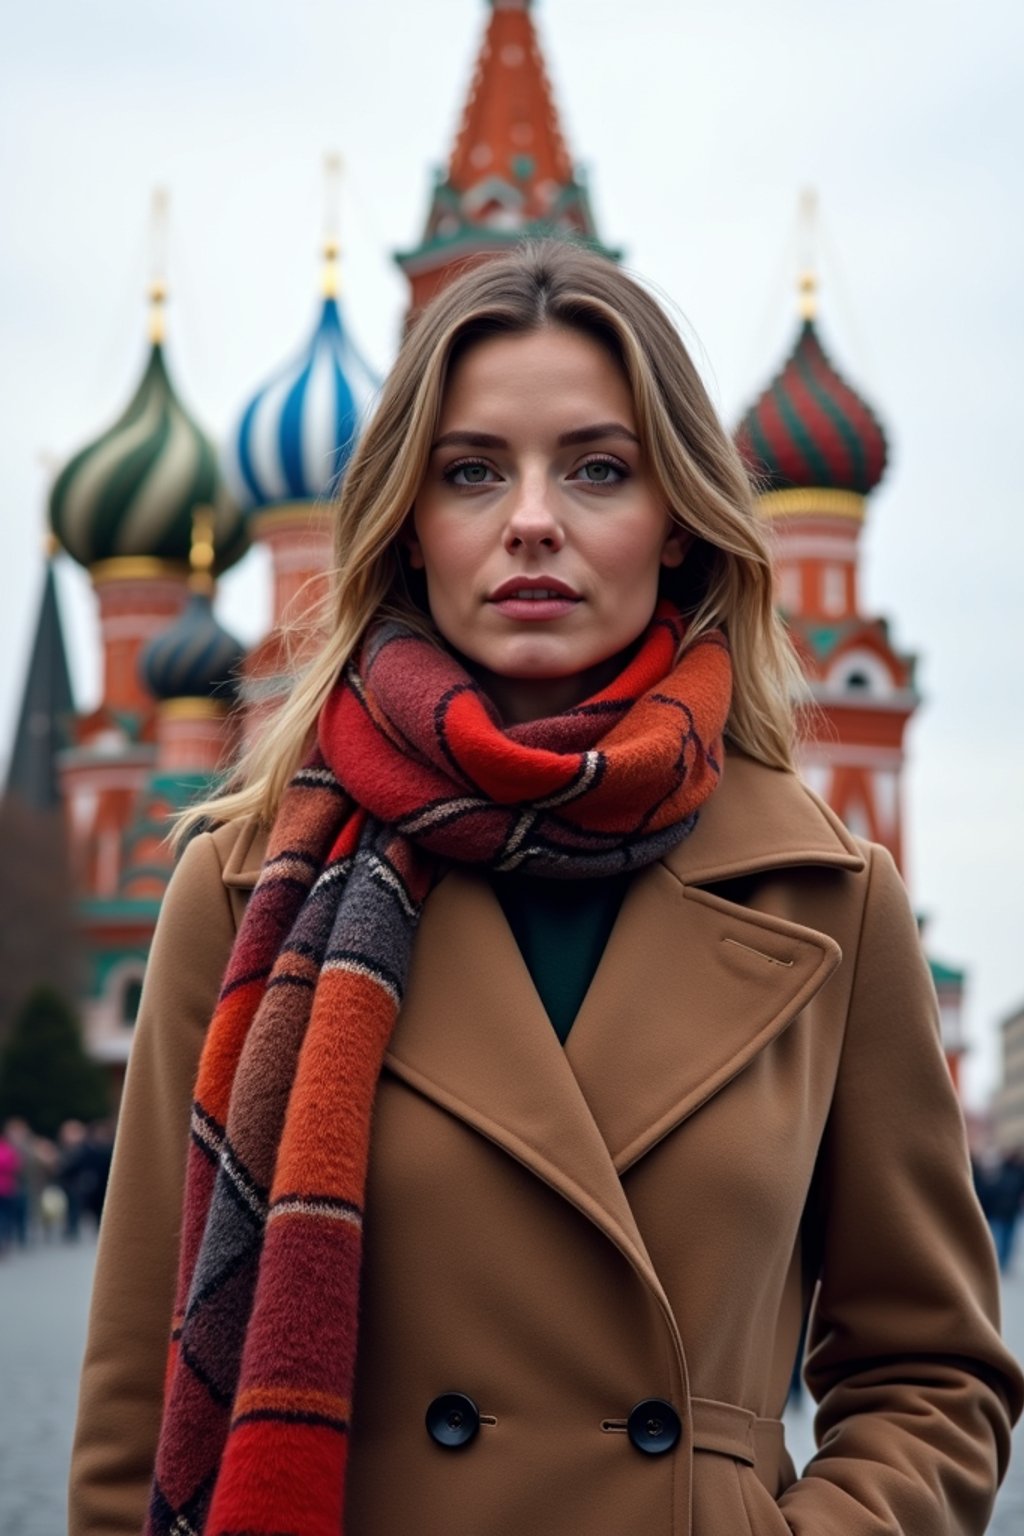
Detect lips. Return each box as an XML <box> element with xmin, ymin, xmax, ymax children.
<box><xmin>488</xmin><ymin>576</ymin><xmax>581</xmax><ymax>602</ymax></box>
<box><xmin>487</xmin><ymin>576</ymin><xmax>582</xmax><ymax>622</ymax></box>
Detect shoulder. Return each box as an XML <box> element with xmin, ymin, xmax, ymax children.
<box><xmin>175</xmin><ymin>815</ymin><xmax>269</xmax><ymax>897</ymax></box>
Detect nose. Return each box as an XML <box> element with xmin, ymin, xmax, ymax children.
<box><xmin>502</xmin><ymin>475</ymin><xmax>564</xmax><ymax>554</ymax></box>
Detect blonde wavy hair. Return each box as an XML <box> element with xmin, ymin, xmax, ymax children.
<box><xmin>181</xmin><ymin>239</ymin><xmax>804</xmax><ymax>837</ymax></box>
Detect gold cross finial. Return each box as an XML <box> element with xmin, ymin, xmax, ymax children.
<box><xmin>323</xmin><ymin>152</ymin><xmax>343</xmax><ymax>298</ymax></box>
<box><xmin>148</xmin><ymin>187</ymin><xmax>170</xmax><ymax>343</ymax></box>
<box><xmin>797</xmin><ymin>187</ymin><xmax>819</xmax><ymax>321</ymax></box>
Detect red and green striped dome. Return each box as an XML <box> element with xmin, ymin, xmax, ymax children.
<box><xmin>736</xmin><ymin>319</ymin><xmax>888</xmax><ymax>496</ymax></box>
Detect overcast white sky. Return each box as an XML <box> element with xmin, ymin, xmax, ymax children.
<box><xmin>2</xmin><ymin>0</ymin><xmax>1021</xmax><ymax>1105</ymax></box>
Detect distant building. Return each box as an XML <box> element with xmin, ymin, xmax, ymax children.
<box><xmin>736</xmin><ymin>272</ymin><xmax>966</xmax><ymax>1089</ymax></box>
<box><xmin>42</xmin><ymin>285</ymin><xmax>248</xmax><ymax>1083</ymax></box>
<box><xmin>995</xmin><ymin>1003</ymin><xmax>1024</xmax><ymax>1150</ymax></box>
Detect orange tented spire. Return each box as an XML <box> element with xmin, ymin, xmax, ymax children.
<box><xmin>448</xmin><ymin>0</ymin><xmax>572</xmax><ymax>214</ymax></box>
<box><xmin>396</xmin><ymin>0</ymin><xmax>618</xmax><ymax>317</ymax></box>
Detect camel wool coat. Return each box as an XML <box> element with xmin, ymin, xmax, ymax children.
<box><xmin>70</xmin><ymin>752</ymin><xmax>1022</xmax><ymax>1535</ymax></box>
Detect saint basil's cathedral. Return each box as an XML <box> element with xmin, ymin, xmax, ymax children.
<box><xmin>4</xmin><ymin>0</ymin><xmax>967</xmax><ymax>1098</ymax></box>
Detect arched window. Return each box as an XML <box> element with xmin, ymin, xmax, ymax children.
<box><xmin>827</xmin><ymin>649</ymin><xmax>896</xmax><ymax>699</ymax></box>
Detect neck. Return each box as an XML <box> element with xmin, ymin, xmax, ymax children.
<box><xmin>465</xmin><ymin>646</ymin><xmax>637</xmax><ymax>725</ymax></box>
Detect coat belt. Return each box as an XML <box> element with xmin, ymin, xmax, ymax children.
<box><xmin>603</xmin><ymin>1396</ymin><xmax>787</xmax><ymax>1490</ymax></box>
<box><xmin>689</xmin><ymin>1396</ymin><xmax>785</xmax><ymax>1473</ymax></box>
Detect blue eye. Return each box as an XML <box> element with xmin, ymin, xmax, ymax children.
<box><xmin>443</xmin><ymin>459</ymin><xmax>498</xmax><ymax>486</ymax></box>
<box><xmin>573</xmin><ymin>458</ymin><xmax>627</xmax><ymax>485</ymax></box>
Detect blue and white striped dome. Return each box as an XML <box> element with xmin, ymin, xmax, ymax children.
<box><xmin>224</xmin><ymin>295</ymin><xmax>379</xmax><ymax>514</ymax></box>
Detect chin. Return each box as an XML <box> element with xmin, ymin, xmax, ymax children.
<box><xmin>477</xmin><ymin>641</ymin><xmax>597</xmax><ymax>681</ymax></box>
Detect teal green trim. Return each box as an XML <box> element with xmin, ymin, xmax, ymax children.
<box><xmin>396</xmin><ymin>206</ymin><xmax>620</xmax><ymax>268</ymax></box>
<box><xmin>800</xmin><ymin>623</ymin><xmax>847</xmax><ymax>659</ymax></box>
<box><xmin>929</xmin><ymin>957</ymin><xmax>966</xmax><ymax>987</ymax></box>
<box><xmin>78</xmin><ymin>900</ymin><xmax>163</xmax><ymax>924</ymax></box>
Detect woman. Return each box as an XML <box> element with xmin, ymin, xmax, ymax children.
<box><xmin>70</xmin><ymin>242</ymin><xmax>1021</xmax><ymax>1535</ymax></box>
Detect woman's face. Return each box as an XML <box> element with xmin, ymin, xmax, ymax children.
<box><xmin>408</xmin><ymin>325</ymin><xmax>688</xmax><ymax>722</ymax></box>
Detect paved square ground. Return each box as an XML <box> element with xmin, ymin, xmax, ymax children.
<box><xmin>1</xmin><ymin>1234</ymin><xmax>1021</xmax><ymax>1534</ymax></box>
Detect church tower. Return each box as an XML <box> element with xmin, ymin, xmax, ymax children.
<box><xmin>736</xmin><ymin>253</ymin><xmax>967</xmax><ymax>1090</ymax></box>
<box><xmin>47</xmin><ymin>214</ymin><xmax>247</xmax><ymax>901</ymax></box>
<box><xmin>396</xmin><ymin>0</ymin><xmax>617</xmax><ymax>317</ymax></box>
<box><xmin>223</xmin><ymin>161</ymin><xmax>378</xmax><ymax>740</ymax></box>
<box><xmin>43</xmin><ymin>198</ymin><xmax>247</xmax><ymax>1086</ymax></box>
<box><xmin>736</xmin><ymin>269</ymin><xmax>917</xmax><ymax>870</ymax></box>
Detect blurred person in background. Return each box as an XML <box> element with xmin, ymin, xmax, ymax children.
<box><xmin>2</xmin><ymin>1116</ymin><xmax>47</xmax><ymax>1246</ymax></box>
<box><xmin>987</xmin><ymin>1148</ymin><xmax>1024</xmax><ymax>1275</ymax></box>
<box><xmin>71</xmin><ymin>243</ymin><xmax>1022</xmax><ymax>1536</ymax></box>
<box><xmin>56</xmin><ymin>1119</ymin><xmax>90</xmax><ymax>1240</ymax></box>
<box><xmin>0</xmin><ymin>1121</ymin><xmax>21</xmax><ymax>1254</ymax></box>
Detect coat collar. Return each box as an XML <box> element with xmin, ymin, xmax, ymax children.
<box><xmin>216</xmin><ymin>748</ymin><xmax>865</xmax><ymax>892</ymax></box>
<box><xmin>213</xmin><ymin>751</ymin><xmax>858</xmax><ymax>1298</ymax></box>
<box><xmin>662</xmin><ymin>748</ymin><xmax>864</xmax><ymax>885</ymax></box>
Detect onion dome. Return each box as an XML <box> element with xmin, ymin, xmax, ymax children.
<box><xmin>140</xmin><ymin>510</ymin><xmax>245</xmax><ymax>705</ymax></box>
<box><xmin>736</xmin><ymin>275</ymin><xmax>888</xmax><ymax>499</ymax></box>
<box><xmin>223</xmin><ymin>238</ymin><xmax>379</xmax><ymax>514</ymax></box>
<box><xmin>49</xmin><ymin>283</ymin><xmax>248</xmax><ymax>573</ymax></box>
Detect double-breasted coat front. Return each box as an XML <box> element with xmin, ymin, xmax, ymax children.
<box><xmin>70</xmin><ymin>752</ymin><xmax>1022</xmax><ymax>1535</ymax></box>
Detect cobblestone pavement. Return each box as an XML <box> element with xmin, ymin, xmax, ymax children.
<box><xmin>0</xmin><ymin>1232</ymin><xmax>96</xmax><ymax>1536</ymax></box>
<box><xmin>1</xmin><ymin>1235</ymin><xmax>1022</xmax><ymax>1534</ymax></box>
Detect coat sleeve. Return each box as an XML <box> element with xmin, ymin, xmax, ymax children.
<box><xmin>68</xmin><ymin>832</ymin><xmax>238</xmax><ymax>1536</ymax></box>
<box><xmin>779</xmin><ymin>843</ymin><xmax>1023</xmax><ymax>1535</ymax></box>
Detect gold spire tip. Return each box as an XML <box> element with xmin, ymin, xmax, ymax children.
<box><xmin>798</xmin><ymin>269</ymin><xmax>818</xmax><ymax>322</ymax></box>
<box><xmin>322</xmin><ymin>152</ymin><xmax>343</xmax><ymax>299</ymax></box>
<box><xmin>148</xmin><ymin>186</ymin><xmax>171</xmax><ymax>344</ymax></box>
<box><xmin>147</xmin><ymin>278</ymin><xmax>167</xmax><ymax>344</ymax></box>
<box><xmin>189</xmin><ymin>506</ymin><xmax>216</xmax><ymax>594</ymax></box>
<box><xmin>796</xmin><ymin>186</ymin><xmax>819</xmax><ymax>321</ymax></box>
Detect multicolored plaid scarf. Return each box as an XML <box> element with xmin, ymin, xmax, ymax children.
<box><xmin>147</xmin><ymin>602</ymin><xmax>732</xmax><ymax>1536</ymax></box>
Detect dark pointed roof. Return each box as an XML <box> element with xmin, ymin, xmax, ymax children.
<box><xmin>5</xmin><ymin>556</ymin><xmax>75</xmax><ymax>810</ymax></box>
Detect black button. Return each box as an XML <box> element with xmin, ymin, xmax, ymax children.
<box><xmin>426</xmin><ymin>1391</ymin><xmax>480</xmax><ymax>1449</ymax></box>
<box><xmin>627</xmin><ymin>1398</ymin><xmax>681</xmax><ymax>1455</ymax></box>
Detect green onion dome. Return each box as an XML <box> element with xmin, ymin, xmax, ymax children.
<box><xmin>140</xmin><ymin>589</ymin><xmax>245</xmax><ymax>705</ymax></box>
<box><xmin>49</xmin><ymin>334</ymin><xmax>248</xmax><ymax>573</ymax></box>
<box><xmin>735</xmin><ymin>312</ymin><xmax>888</xmax><ymax>498</ymax></box>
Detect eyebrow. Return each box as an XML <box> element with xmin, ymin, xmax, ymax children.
<box><xmin>431</xmin><ymin>422</ymin><xmax>641</xmax><ymax>452</ymax></box>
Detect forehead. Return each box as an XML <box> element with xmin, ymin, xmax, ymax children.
<box><xmin>439</xmin><ymin>325</ymin><xmax>635</xmax><ymax>429</ymax></box>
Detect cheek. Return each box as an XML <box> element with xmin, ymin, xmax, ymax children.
<box><xmin>587</xmin><ymin>517</ymin><xmax>667</xmax><ymax>591</ymax></box>
<box><xmin>415</xmin><ymin>512</ymin><xmax>471</xmax><ymax>590</ymax></box>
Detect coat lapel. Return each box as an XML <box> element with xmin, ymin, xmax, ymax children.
<box><xmin>564</xmin><ymin>869</ymin><xmax>842</xmax><ymax>1173</ymax></box>
<box><xmin>219</xmin><ymin>754</ymin><xmax>866</xmax><ymax>1267</ymax></box>
<box><xmin>564</xmin><ymin>754</ymin><xmax>862</xmax><ymax>1173</ymax></box>
<box><xmin>383</xmin><ymin>867</ymin><xmax>659</xmax><ymax>1279</ymax></box>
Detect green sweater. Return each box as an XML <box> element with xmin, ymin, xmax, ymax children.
<box><xmin>490</xmin><ymin>871</ymin><xmax>631</xmax><ymax>1044</ymax></box>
